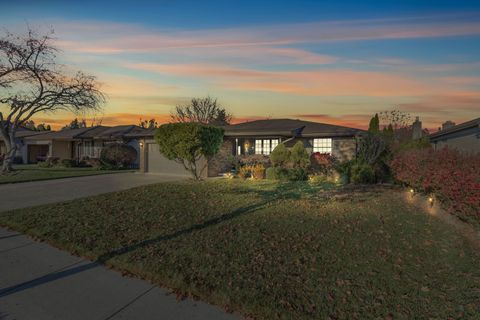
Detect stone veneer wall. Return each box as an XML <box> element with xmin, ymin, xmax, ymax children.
<box><xmin>332</xmin><ymin>137</ymin><xmax>357</xmax><ymax>162</ymax></box>
<box><xmin>208</xmin><ymin>139</ymin><xmax>234</xmax><ymax>177</ymax></box>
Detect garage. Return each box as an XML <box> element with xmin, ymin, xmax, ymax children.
<box><xmin>146</xmin><ymin>143</ymin><xmax>193</xmax><ymax>177</ymax></box>
<box><xmin>27</xmin><ymin>144</ymin><xmax>50</xmax><ymax>163</ymax></box>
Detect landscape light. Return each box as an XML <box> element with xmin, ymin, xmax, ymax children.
<box><xmin>428</xmin><ymin>196</ymin><xmax>434</xmax><ymax>206</ymax></box>
<box><xmin>409</xmin><ymin>188</ymin><xmax>415</xmax><ymax>194</ymax></box>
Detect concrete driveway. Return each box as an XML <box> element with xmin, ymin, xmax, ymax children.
<box><xmin>0</xmin><ymin>172</ymin><xmax>184</xmax><ymax>212</ymax></box>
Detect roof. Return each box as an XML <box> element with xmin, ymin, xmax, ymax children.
<box><xmin>124</xmin><ymin>127</ymin><xmax>156</xmax><ymax>138</ymax></box>
<box><xmin>0</xmin><ymin>128</ymin><xmax>46</xmax><ymax>141</ymax></box>
<box><xmin>223</xmin><ymin>119</ymin><xmax>364</xmax><ymax>137</ymax></box>
<box><xmin>24</xmin><ymin>125</ymin><xmax>143</xmax><ymax>141</ymax></box>
<box><xmin>429</xmin><ymin>117</ymin><xmax>480</xmax><ymax>140</ymax></box>
<box><xmin>24</xmin><ymin>126</ymin><xmax>100</xmax><ymax>141</ymax></box>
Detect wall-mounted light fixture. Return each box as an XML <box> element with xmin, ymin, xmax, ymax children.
<box><xmin>139</xmin><ymin>142</ymin><xmax>144</xmax><ymax>147</ymax></box>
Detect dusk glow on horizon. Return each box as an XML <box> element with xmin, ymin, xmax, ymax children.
<box><xmin>3</xmin><ymin>0</ymin><xmax>480</xmax><ymax>130</ymax></box>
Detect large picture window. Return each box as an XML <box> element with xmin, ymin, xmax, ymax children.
<box><xmin>313</xmin><ymin>138</ymin><xmax>332</xmax><ymax>154</ymax></box>
<box><xmin>255</xmin><ymin>139</ymin><xmax>279</xmax><ymax>155</ymax></box>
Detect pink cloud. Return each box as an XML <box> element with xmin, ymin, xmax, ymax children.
<box><xmin>127</xmin><ymin>63</ymin><xmax>436</xmax><ymax>96</ymax></box>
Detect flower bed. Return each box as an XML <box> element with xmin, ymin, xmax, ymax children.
<box><xmin>391</xmin><ymin>148</ymin><xmax>480</xmax><ymax>225</ymax></box>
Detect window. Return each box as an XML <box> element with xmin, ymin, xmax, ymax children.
<box><xmin>83</xmin><ymin>141</ymin><xmax>93</xmax><ymax>157</ymax></box>
<box><xmin>313</xmin><ymin>138</ymin><xmax>332</xmax><ymax>154</ymax></box>
<box><xmin>255</xmin><ymin>139</ymin><xmax>279</xmax><ymax>155</ymax></box>
<box><xmin>255</xmin><ymin>140</ymin><xmax>263</xmax><ymax>155</ymax></box>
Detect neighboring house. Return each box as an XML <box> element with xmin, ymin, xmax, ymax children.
<box><xmin>429</xmin><ymin>117</ymin><xmax>480</xmax><ymax>153</ymax></box>
<box><xmin>23</xmin><ymin>125</ymin><xmax>143</xmax><ymax>166</ymax></box>
<box><xmin>136</xmin><ymin>119</ymin><xmax>364</xmax><ymax>177</ymax></box>
<box><xmin>0</xmin><ymin>128</ymin><xmax>46</xmax><ymax>164</ymax></box>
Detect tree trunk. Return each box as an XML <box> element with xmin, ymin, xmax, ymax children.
<box><xmin>0</xmin><ymin>128</ymin><xmax>16</xmax><ymax>175</ymax></box>
<box><xmin>1</xmin><ymin>143</ymin><xmax>16</xmax><ymax>174</ymax></box>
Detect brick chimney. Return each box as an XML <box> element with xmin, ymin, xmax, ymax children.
<box><xmin>412</xmin><ymin>116</ymin><xmax>423</xmax><ymax>140</ymax></box>
<box><xmin>442</xmin><ymin>120</ymin><xmax>456</xmax><ymax>131</ymax></box>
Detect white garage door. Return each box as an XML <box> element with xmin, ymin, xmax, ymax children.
<box><xmin>146</xmin><ymin>143</ymin><xmax>192</xmax><ymax>177</ymax></box>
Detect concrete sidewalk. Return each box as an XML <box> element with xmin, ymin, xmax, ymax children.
<box><xmin>0</xmin><ymin>228</ymin><xmax>240</xmax><ymax>320</ymax></box>
<box><xmin>0</xmin><ymin>173</ymin><xmax>184</xmax><ymax>212</ymax></box>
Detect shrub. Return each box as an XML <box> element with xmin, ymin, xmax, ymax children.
<box><xmin>238</xmin><ymin>165</ymin><xmax>251</xmax><ymax>179</ymax></box>
<box><xmin>60</xmin><ymin>159</ymin><xmax>76</xmax><ymax>167</ymax></box>
<box><xmin>155</xmin><ymin>123</ymin><xmax>224</xmax><ymax>180</ymax></box>
<box><xmin>238</xmin><ymin>164</ymin><xmax>266</xmax><ymax>180</ymax></box>
<box><xmin>265</xmin><ymin>167</ymin><xmax>289</xmax><ymax>181</ymax></box>
<box><xmin>265</xmin><ymin>167</ymin><xmax>276</xmax><ymax>180</ymax></box>
<box><xmin>391</xmin><ymin>148</ymin><xmax>480</xmax><ymax>224</ymax></box>
<box><xmin>84</xmin><ymin>157</ymin><xmax>102</xmax><ymax>168</ymax></box>
<box><xmin>335</xmin><ymin>160</ymin><xmax>355</xmax><ymax>184</ymax></box>
<box><xmin>310</xmin><ymin>152</ymin><xmax>335</xmax><ymax>174</ymax></box>
<box><xmin>350</xmin><ymin>161</ymin><xmax>376</xmax><ymax>184</ymax></box>
<box><xmin>251</xmin><ymin>164</ymin><xmax>265</xmax><ymax>179</ymax></box>
<box><xmin>100</xmin><ymin>143</ymin><xmax>137</xmax><ymax>169</ymax></box>
<box><xmin>236</xmin><ymin>154</ymin><xmax>270</xmax><ymax>167</ymax></box>
<box><xmin>38</xmin><ymin>156</ymin><xmax>59</xmax><ymax>168</ymax></box>
<box><xmin>270</xmin><ymin>143</ymin><xmax>290</xmax><ymax>167</ymax></box>
<box><xmin>37</xmin><ymin>161</ymin><xmax>50</xmax><ymax>168</ymax></box>
<box><xmin>290</xmin><ymin>141</ymin><xmax>310</xmax><ymax>169</ymax></box>
<box><xmin>308</xmin><ymin>174</ymin><xmax>329</xmax><ymax>184</ymax></box>
<box><xmin>395</xmin><ymin>137</ymin><xmax>431</xmax><ymax>153</ymax></box>
<box><xmin>287</xmin><ymin>168</ymin><xmax>308</xmax><ymax>181</ymax></box>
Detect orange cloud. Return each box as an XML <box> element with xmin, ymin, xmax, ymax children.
<box><xmin>128</xmin><ymin>63</ymin><xmax>435</xmax><ymax>96</ymax></box>
<box><xmin>32</xmin><ymin>113</ymin><xmax>173</xmax><ymax>130</ymax></box>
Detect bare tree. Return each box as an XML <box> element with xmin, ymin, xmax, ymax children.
<box><xmin>358</xmin><ymin>133</ymin><xmax>386</xmax><ymax>165</ymax></box>
<box><xmin>171</xmin><ymin>96</ymin><xmax>232</xmax><ymax>125</ymax></box>
<box><xmin>0</xmin><ymin>28</ymin><xmax>104</xmax><ymax>173</ymax></box>
<box><xmin>379</xmin><ymin>110</ymin><xmax>412</xmax><ymax>130</ymax></box>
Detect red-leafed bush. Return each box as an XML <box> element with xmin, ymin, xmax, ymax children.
<box><xmin>391</xmin><ymin>148</ymin><xmax>480</xmax><ymax>224</ymax></box>
<box><xmin>310</xmin><ymin>152</ymin><xmax>335</xmax><ymax>174</ymax></box>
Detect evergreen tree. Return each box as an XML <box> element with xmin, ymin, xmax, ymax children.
<box><xmin>368</xmin><ymin>113</ymin><xmax>380</xmax><ymax>133</ymax></box>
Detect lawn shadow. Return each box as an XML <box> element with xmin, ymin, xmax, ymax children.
<box><xmin>97</xmin><ymin>182</ymin><xmax>308</xmax><ymax>264</ymax></box>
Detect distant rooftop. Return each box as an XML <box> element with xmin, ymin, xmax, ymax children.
<box><xmin>430</xmin><ymin>117</ymin><xmax>480</xmax><ymax>140</ymax></box>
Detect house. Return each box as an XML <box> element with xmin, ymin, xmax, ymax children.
<box><xmin>0</xmin><ymin>128</ymin><xmax>46</xmax><ymax>164</ymax></box>
<box><xmin>22</xmin><ymin>125</ymin><xmax>143</xmax><ymax>165</ymax></box>
<box><xmin>136</xmin><ymin>119</ymin><xmax>365</xmax><ymax>177</ymax></box>
<box><xmin>429</xmin><ymin>117</ymin><xmax>480</xmax><ymax>153</ymax></box>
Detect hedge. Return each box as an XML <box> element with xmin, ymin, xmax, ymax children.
<box><xmin>391</xmin><ymin>148</ymin><xmax>480</xmax><ymax>225</ymax></box>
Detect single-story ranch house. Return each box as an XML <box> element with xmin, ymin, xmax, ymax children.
<box><xmin>136</xmin><ymin>119</ymin><xmax>365</xmax><ymax>177</ymax></box>
<box><xmin>430</xmin><ymin>117</ymin><xmax>480</xmax><ymax>154</ymax></box>
<box><xmin>1</xmin><ymin>125</ymin><xmax>144</xmax><ymax>166</ymax></box>
<box><xmin>1</xmin><ymin>119</ymin><xmax>364</xmax><ymax>177</ymax></box>
<box><xmin>0</xmin><ymin>128</ymin><xmax>46</xmax><ymax>163</ymax></box>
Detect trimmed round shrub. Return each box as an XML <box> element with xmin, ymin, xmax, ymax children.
<box><xmin>266</xmin><ymin>167</ymin><xmax>290</xmax><ymax>181</ymax></box>
<box><xmin>290</xmin><ymin>141</ymin><xmax>310</xmax><ymax>169</ymax></box>
<box><xmin>270</xmin><ymin>143</ymin><xmax>290</xmax><ymax>167</ymax></box>
<box><xmin>100</xmin><ymin>143</ymin><xmax>137</xmax><ymax>169</ymax></box>
<box><xmin>287</xmin><ymin>168</ymin><xmax>308</xmax><ymax>181</ymax></box>
<box><xmin>351</xmin><ymin>162</ymin><xmax>375</xmax><ymax>184</ymax></box>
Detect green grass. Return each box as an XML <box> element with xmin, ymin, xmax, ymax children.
<box><xmin>0</xmin><ymin>164</ymin><xmax>131</xmax><ymax>184</ymax></box>
<box><xmin>1</xmin><ymin>180</ymin><xmax>479</xmax><ymax>319</ymax></box>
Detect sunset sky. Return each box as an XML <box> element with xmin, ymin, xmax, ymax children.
<box><xmin>2</xmin><ymin>0</ymin><xmax>480</xmax><ymax>130</ymax></box>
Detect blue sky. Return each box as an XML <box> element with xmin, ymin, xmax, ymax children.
<box><xmin>1</xmin><ymin>0</ymin><xmax>480</xmax><ymax>129</ymax></box>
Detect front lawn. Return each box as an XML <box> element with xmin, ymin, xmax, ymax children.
<box><xmin>0</xmin><ymin>164</ymin><xmax>131</xmax><ymax>184</ymax></box>
<box><xmin>0</xmin><ymin>180</ymin><xmax>478</xmax><ymax>319</ymax></box>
